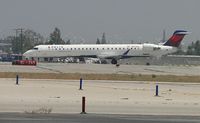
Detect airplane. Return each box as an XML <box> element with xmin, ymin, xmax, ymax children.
<box><xmin>23</xmin><ymin>30</ymin><xmax>189</xmax><ymax>65</ymax></box>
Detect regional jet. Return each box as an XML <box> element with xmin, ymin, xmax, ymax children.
<box><xmin>23</xmin><ymin>30</ymin><xmax>189</xmax><ymax>64</ymax></box>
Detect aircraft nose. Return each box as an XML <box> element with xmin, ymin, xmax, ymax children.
<box><xmin>23</xmin><ymin>50</ymin><xmax>33</xmax><ymax>57</ymax></box>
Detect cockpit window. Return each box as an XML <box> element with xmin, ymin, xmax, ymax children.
<box><xmin>33</xmin><ymin>47</ymin><xmax>38</xmax><ymax>50</ymax></box>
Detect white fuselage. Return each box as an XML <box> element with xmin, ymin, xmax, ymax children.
<box><xmin>23</xmin><ymin>44</ymin><xmax>177</xmax><ymax>59</ymax></box>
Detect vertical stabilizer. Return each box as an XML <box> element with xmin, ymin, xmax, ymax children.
<box><xmin>164</xmin><ymin>30</ymin><xmax>189</xmax><ymax>47</ymax></box>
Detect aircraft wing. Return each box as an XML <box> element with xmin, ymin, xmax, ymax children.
<box><xmin>98</xmin><ymin>49</ymin><xmax>130</xmax><ymax>60</ymax></box>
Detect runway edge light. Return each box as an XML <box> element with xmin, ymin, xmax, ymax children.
<box><xmin>16</xmin><ymin>75</ymin><xmax>19</xmax><ymax>85</ymax></box>
<box><xmin>79</xmin><ymin>78</ymin><xmax>83</xmax><ymax>90</ymax></box>
<box><xmin>155</xmin><ymin>85</ymin><xmax>159</xmax><ymax>96</ymax></box>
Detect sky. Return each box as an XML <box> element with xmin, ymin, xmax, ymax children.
<box><xmin>0</xmin><ymin>0</ymin><xmax>199</xmax><ymax>45</ymax></box>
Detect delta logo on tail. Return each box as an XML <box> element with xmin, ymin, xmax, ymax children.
<box><xmin>164</xmin><ymin>30</ymin><xmax>189</xmax><ymax>47</ymax></box>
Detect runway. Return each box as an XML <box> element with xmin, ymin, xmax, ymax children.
<box><xmin>0</xmin><ymin>113</ymin><xmax>200</xmax><ymax>123</ymax></box>
<box><xmin>0</xmin><ymin>62</ymin><xmax>200</xmax><ymax>76</ymax></box>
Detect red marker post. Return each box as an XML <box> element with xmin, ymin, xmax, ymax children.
<box><xmin>81</xmin><ymin>96</ymin><xmax>86</xmax><ymax>114</ymax></box>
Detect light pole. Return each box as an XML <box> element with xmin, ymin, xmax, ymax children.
<box><xmin>14</xmin><ymin>28</ymin><xmax>24</xmax><ymax>60</ymax></box>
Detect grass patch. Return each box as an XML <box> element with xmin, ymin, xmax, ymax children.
<box><xmin>0</xmin><ymin>72</ymin><xmax>200</xmax><ymax>82</ymax></box>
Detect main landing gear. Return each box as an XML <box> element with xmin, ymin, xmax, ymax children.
<box><xmin>111</xmin><ymin>58</ymin><xmax>120</xmax><ymax>67</ymax></box>
<box><xmin>111</xmin><ymin>58</ymin><xmax>117</xmax><ymax>64</ymax></box>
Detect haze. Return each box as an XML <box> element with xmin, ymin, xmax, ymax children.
<box><xmin>0</xmin><ymin>0</ymin><xmax>199</xmax><ymax>44</ymax></box>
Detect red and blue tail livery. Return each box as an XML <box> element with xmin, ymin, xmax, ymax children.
<box><xmin>164</xmin><ymin>30</ymin><xmax>189</xmax><ymax>47</ymax></box>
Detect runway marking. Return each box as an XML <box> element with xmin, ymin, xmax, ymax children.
<box><xmin>36</xmin><ymin>65</ymin><xmax>63</xmax><ymax>74</ymax></box>
<box><xmin>144</xmin><ymin>68</ymin><xmax>169</xmax><ymax>73</ymax></box>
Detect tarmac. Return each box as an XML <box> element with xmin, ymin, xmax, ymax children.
<box><xmin>0</xmin><ymin>113</ymin><xmax>200</xmax><ymax>123</ymax></box>
<box><xmin>0</xmin><ymin>62</ymin><xmax>200</xmax><ymax>76</ymax></box>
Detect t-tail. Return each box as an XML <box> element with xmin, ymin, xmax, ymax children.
<box><xmin>163</xmin><ymin>30</ymin><xmax>189</xmax><ymax>47</ymax></box>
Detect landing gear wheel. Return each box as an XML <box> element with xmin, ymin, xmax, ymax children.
<box><xmin>146</xmin><ymin>62</ymin><xmax>150</xmax><ymax>65</ymax></box>
<box><xmin>111</xmin><ymin>59</ymin><xmax>117</xmax><ymax>64</ymax></box>
<box><xmin>116</xmin><ymin>64</ymin><xmax>120</xmax><ymax>67</ymax></box>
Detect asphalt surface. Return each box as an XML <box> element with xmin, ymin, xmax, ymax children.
<box><xmin>0</xmin><ymin>113</ymin><xmax>200</xmax><ymax>123</ymax></box>
<box><xmin>1</xmin><ymin>62</ymin><xmax>200</xmax><ymax>75</ymax></box>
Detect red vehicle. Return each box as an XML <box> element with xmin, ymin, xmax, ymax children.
<box><xmin>12</xmin><ymin>60</ymin><xmax>37</xmax><ymax>66</ymax></box>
